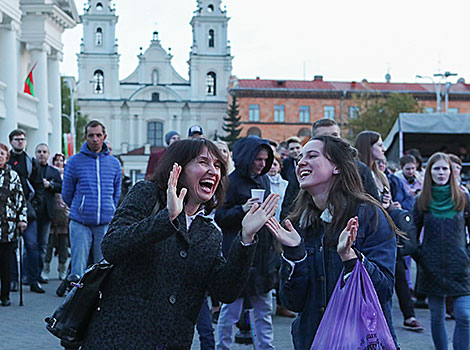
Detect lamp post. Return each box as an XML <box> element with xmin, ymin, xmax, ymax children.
<box><xmin>434</xmin><ymin>71</ymin><xmax>458</xmax><ymax>113</ymax></box>
<box><xmin>63</xmin><ymin>77</ymin><xmax>75</xmax><ymax>154</ymax></box>
<box><xmin>416</xmin><ymin>75</ymin><xmax>441</xmax><ymax>112</ymax></box>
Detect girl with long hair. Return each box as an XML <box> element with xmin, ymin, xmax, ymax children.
<box><xmin>413</xmin><ymin>152</ymin><xmax>470</xmax><ymax>350</ymax></box>
<box><xmin>265</xmin><ymin>135</ymin><xmax>397</xmax><ymax>350</ymax></box>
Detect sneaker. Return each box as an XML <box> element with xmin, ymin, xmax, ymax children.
<box><xmin>403</xmin><ymin>317</ymin><xmax>424</xmax><ymax>331</ymax></box>
<box><xmin>0</xmin><ymin>298</ymin><xmax>11</xmax><ymax>307</ymax></box>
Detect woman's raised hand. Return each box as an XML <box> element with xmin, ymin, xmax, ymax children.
<box><xmin>167</xmin><ymin>163</ymin><xmax>188</xmax><ymax>221</ymax></box>
<box><xmin>241</xmin><ymin>193</ymin><xmax>279</xmax><ymax>244</ymax></box>
<box><xmin>266</xmin><ymin>218</ymin><xmax>302</xmax><ymax>247</ymax></box>
<box><xmin>337</xmin><ymin>216</ymin><xmax>359</xmax><ymax>261</ymax></box>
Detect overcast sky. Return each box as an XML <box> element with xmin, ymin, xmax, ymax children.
<box><xmin>60</xmin><ymin>0</ymin><xmax>470</xmax><ymax>84</ymax></box>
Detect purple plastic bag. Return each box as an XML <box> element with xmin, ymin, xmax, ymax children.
<box><xmin>310</xmin><ymin>260</ymin><xmax>396</xmax><ymax>350</ymax></box>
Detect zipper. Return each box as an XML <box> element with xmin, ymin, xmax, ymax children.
<box><xmin>79</xmin><ymin>195</ymin><xmax>86</xmax><ymax>215</ymax></box>
<box><xmin>320</xmin><ymin>225</ymin><xmax>327</xmax><ymax>310</ymax></box>
<box><xmin>96</xmin><ymin>156</ymin><xmax>101</xmax><ymax>225</ymax></box>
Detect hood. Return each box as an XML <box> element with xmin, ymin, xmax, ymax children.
<box><xmin>232</xmin><ymin>137</ymin><xmax>274</xmax><ymax>178</ymax></box>
<box><xmin>80</xmin><ymin>142</ymin><xmax>110</xmax><ymax>158</ymax></box>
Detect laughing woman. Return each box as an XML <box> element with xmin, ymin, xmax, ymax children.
<box><xmin>81</xmin><ymin>138</ymin><xmax>279</xmax><ymax>350</ymax></box>
<box><xmin>413</xmin><ymin>152</ymin><xmax>470</xmax><ymax>350</ymax></box>
<box><xmin>265</xmin><ymin>135</ymin><xmax>397</xmax><ymax>350</ymax></box>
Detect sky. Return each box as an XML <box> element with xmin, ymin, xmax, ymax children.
<box><xmin>60</xmin><ymin>0</ymin><xmax>470</xmax><ymax>85</ymax></box>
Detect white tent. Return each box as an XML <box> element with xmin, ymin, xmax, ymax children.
<box><xmin>383</xmin><ymin>113</ymin><xmax>470</xmax><ymax>162</ymax></box>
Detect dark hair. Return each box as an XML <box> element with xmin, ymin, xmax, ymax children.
<box><xmin>287</xmin><ymin>135</ymin><xmax>396</xmax><ymax>247</ymax></box>
<box><xmin>0</xmin><ymin>142</ymin><xmax>10</xmax><ymax>164</ymax></box>
<box><xmin>399</xmin><ymin>155</ymin><xmax>416</xmax><ymax>168</ymax></box>
<box><xmin>9</xmin><ymin>129</ymin><xmax>26</xmax><ymax>142</ymax></box>
<box><xmin>417</xmin><ymin>152</ymin><xmax>466</xmax><ymax>212</ymax></box>
<box><xmin>84</xmin><ymin>120</ymin><xmax>106</xmax><ymax>136</ymax></box>
<box><xmin>52</xmin><ymin>153</ymin><xmax>65</xmax><ymax>165</ymax></box>
<box><xmin>268</xmin><ymin>140</ymin><xmax>278</xmax><ymax>148</ymax></box>
<box><xmin>311</xmin><ymin>118</ymin><xmax>338</xmax><ymax>136</ymax></box>
<box><xmin>150</xmin><ymin>138</ymin><xmax>228</xmax><ymax>214</ymax></box>
<box><xmin>405</xmin><ymin>148</ymin><xmax>423</xmax><ymax>170</ymax></box>
<box><xmin>354</xmin><ymin>130</ymin><xmax>389</xmax><ymax>190</ymax></box>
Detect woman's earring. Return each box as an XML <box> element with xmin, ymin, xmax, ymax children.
<box><xmin>333</xmin><ymin>168</ymin><xmax>340</xmax><ymax>174</ymax></box>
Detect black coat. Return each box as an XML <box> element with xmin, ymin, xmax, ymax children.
<box><xmin>412</xmin><ymin>197</ymin><xmax>470</xmax><ymax>297</ymax></box>
<box><xmin>215</xmin><ymin>137</ymin><xmax>277</xmax><ymax>297</ymax></box>
<box><xmin>280</xmin><ymin>157</ymin><xmax>299</xmax><ymax>221</ymax></box>
<box><xmin>82</xmin><ymin>181</ymin><xmax>256</xmax><ymax>350</ymax></box>
<box><xmin>38</xmin><ymin>164</ymin><xmax>62</xmax><ymax>220</ymax></box>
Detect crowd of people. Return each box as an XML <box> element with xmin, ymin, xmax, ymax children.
<box><xmin>1</xmin><ymin>118</ymin><xmax>470</xmax><ymax>350</ymax></box>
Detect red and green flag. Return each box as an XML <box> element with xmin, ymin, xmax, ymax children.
<box><xmin>24</xmin><ymin>63</ymin><xmax>37</xmax><ymax>96</ymax></box>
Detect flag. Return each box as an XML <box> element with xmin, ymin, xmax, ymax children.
<box><xmin>24</xmin><ymin>63</ymin><xmax>37</xmax><ymax>96</ymax></box>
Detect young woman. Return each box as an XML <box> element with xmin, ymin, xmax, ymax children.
<box><xmin>0</xmin><ymin>143</ymin><xmax>27</xmax><ymax>306</ymax></box>
<box><xmin>413</xmin><ymin>152</ymin><xmax>470</xmax><ymax>350</ymax></box>
<box><xmin>265</xmin><ymin>136</ymin><xmax>397</xmax><ymax>350</ymax></box>
<box><xmin>354</xmin><ymin>131</ymin><xmax>393</xmax><ymax>209</ymax></box>
<box><xmin>268</xmin><ymin>152</ymin><xmax>288</xmax><ymax>221</ymax></box>
<box><xmin>81</xmin><ymin>138</ymin><xmax>279</xmax><ymax>349</ymax></box>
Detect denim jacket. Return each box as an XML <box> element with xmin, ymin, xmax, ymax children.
<box><xmin>280</xmin><ymin>202</ymin><xmax>396</xmax><ymax>350</ymax></box>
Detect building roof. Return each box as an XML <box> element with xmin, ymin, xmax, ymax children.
<box><xmin>232</xmin><ymin>77</ymin><xmax>470</xmax><ymax>98</ymax></box>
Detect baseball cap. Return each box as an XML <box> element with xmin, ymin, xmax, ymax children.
<box><xmin>188</xmin><ymin>125</ymin><xmax>203</xmax><ymax>137</ymax></box>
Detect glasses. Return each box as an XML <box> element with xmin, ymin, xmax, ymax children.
<box><xmin>13</xmin><ymin>138</ymin><xmax>26</xmax><ymax>142</ymax></box>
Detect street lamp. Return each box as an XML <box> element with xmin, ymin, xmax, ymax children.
<box><xmin>63</xmin><ymin>77</ymin><xmax>76</xmax><ymax>154</ymax></box>
<box><xmin>416</xmin><ymin>75</ymin><xmax>441</xmax><ymax>112</ymax></box>
<box><xmin>434</xmin><ymin>72</ymin><xmax>458</xmax><ymax>113</ymax></box>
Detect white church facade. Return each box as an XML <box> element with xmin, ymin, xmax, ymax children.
<box><xmin>0</xmin><ymin>0</ymin><xmax>79</xmax><ymax>154</ymax></box>
<box><xmin>77</xmin><ymin>0</ymin><xmax>233</xmax><ymax>176</ymax></box>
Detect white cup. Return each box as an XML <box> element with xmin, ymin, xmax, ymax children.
<box><xmin>251</xmin><ymin>189</ymin><xmax>265</xmax><ymax>204</ymax></box>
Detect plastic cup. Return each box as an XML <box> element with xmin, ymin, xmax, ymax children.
<box><xmin>251</xmin><ymin>189</ymin><xmax>265</xmax><ymax>204</ymax></box>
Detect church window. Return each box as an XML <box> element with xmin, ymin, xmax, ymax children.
<box><xmin>152</xmin><ymin>70</ymin><xmax>159</xmax><ymax>85</ymax></box>
<box><xmin>151</xmin><ymin>93</ymin><xmax>160</xmax><ymax>102</ymax></box>
<box><xmin>147</xmin><ymin>121</ymin><xmax>163</xmax><ymax>146</ymax></box>
<box><xmin>208</xmin><ymin>30</ymin><xmax>215</xmax><ymax>48</ymax></box>
<box><xmin>208</xmin><ymin>5</ymin><xmax>214</xmax><ymax>12</ymax></box>
<box><xmin>96</xmin><ymin>2</ymin><xmax>103</xmax><ymax>10</ymax></box>
<box><xmin>96</xmin><ymin>28</ymin><xmax>103</xmax><ymax>46</ymax></box>
<box><xmin>206</xmin><ymin>72</ymin><xmax>216</xmax><ymax>96</ymax></box>
<box><xmin>93</xmin><ymin>70</ymin><xmax>104</xmax><ymax>94</ymax></box>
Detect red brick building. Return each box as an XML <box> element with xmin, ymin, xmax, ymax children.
<box><xmin>229</xmin><ymin>76</ymin><xmax>470</xmax><ymax>143</ymax></box>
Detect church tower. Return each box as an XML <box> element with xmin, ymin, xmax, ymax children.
<box><xmin>189</xmin><ymin>0</ymin><xmax>232</xmax><ymax>101</ymax></box>
<box><xmin>77</xmin><ymin>0</ymin><xmax>120</xmax><ymax>99</ymax></box>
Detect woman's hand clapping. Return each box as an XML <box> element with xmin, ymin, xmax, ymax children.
<box><xmin>266</xmin><ymin>218</ymin><xmax>302</xmax><ymax>247</ymax></box>
<box><xmin>241</xmin><ymin>194</ymin><xmax>279</xmax><ymax>244</ymax></box>
<box><xmin>337</xmin><ymin>216</ymin><xmax>359</xmax><ymax>261</ymax></box>
<box><xmin>167</xmin><ymin>163</ymin><xmax>188</xmax><ymax>221</ymax></box>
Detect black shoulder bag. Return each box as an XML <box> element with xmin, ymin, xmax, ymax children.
<box><xmin>44</xmin><ymin>197</ymin><xmax>162</xmax><ymax>344</ymax></box>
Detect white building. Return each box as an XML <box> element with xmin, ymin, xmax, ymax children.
<box><xmin>77</xmin><ymin>0</ymin><xmax>233</xmax><ymax>177</ymax></box>
<box><xmin>0</xmin><ymin>0</ymin><xmax>79</xmax><ymax>154</ymax></box>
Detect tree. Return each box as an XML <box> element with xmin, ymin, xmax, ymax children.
<box><xmin>348</xmin><ymin>93</ymin><xmax>422</xmax><ymax>140</ymax></box>
<box><xmin>220</xmin><ymin>96</ymin><xmax>242</xmax><ymax>149</ymax></box>
<box><xmin>61</xmin><ymin>77</ymin><xmax>88</xmax><ymax>154</ymax></box>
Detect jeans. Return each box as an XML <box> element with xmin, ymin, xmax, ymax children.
<box><xmin>22</xmin><ymin>220</ymin><xmax>39</xmax><ymax>284</ymax></box>
<box><xmin>36</xmin><ymin>217</ymin><xmax>51</xmax><ymax>276</ymax></box>
<box><xmin>196</xmin><ymin>297</ymin><xmax>215</xmax><ymax>350</ymax></box>
<box><xmin>428</xmin><ymin>295</ymin><xmax>470</xmax><ymax>350</ymax></box>
<box><xmin>216</xmin><ymin>292</ymin><xmax>275</xmax><ymax>350</ymax></box>
<box><xmin>69</xmin><ymin>220</ymin><xmax>107</xmax><ymax>278</ymax></box>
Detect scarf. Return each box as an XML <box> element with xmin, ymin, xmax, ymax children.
<box><xmin>429</xmin><ymin>184</ymin><xmax>457</xmax><ymax>219</ymax></box>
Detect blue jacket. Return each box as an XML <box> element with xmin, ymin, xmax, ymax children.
<box><xmin>215</xmin><ymin>136</ymin><xmax>276</xmax><ymax>296</ymax></box>
<box><xmin>280</xmin><ymin>203</ymin><xmax>396</xmax><ymax>350</ymax></box>
<box><xmin>62</xmin><ymin>142</ymin><xmax>121</xmax><ymax>226</ymax></box>
<box><xmin>386</xmin><ymin>170</ymin><xmax>415</xmax><ymax>211</ymax></box>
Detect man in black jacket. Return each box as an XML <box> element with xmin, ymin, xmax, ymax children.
<box><xmin>215</xmin><ymin>136</ymin><xmax>276</xmax><ymax>350</ymax></box>
<box><xmin>8</xmin><ymin>129</ymin><xmax>46</xmax><ymax>293</ymax></box>
<box><xmin>34</xmin><ymin>143</ymin><xmax>62</xmax><ymax>283</ymax></box>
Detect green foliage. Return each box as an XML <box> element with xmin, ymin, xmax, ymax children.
<box><xmin>61</xmin><ymin>78</ymin><xmax>88</xmax><ymax>153</ymax></box>
<box><xmin>348</xmin><ymin>93</ymin><xmax>422</xmax><ymax>140</ymax></box>
<box><xmin>220</xmin><ymin>96</ymin><xmax>242</xmax><ymax>149</ymax></box>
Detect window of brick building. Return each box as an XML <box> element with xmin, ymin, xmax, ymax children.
<box><xmin>423</xmin><ymin>107</ymin><xmax>434</xmax><ymax>113</ymax></box>
<box><xmin>274</xmin><ymin>105</ymin><xmax>285</xmax><ymax>122</ymax></box>
<box><xmin>323</xmin><ymin>106</ymin><xmax>335</xmax><ymax>119</ymax></box>
<box><xmin>249</xmin><ymin>104</ymin><xmax>260</xmax><ymax>121</ymax></box>
<box><xmin>348</xmin><ymin>106</ymin><xmax>359</xmax><ymax>119</ymax></box>
<box><xmin>448</xmin><ymin>107</ymin><xmax>459</xmax><ymax>114</ymax></box>
<box><xmin>299</xmin><ymin>105</ymin><xmax>310</xmax><ymax>123</ymax></box>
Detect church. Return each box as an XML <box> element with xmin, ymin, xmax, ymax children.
<box><xmin>77</xmin><ymin>0</ymin><xmax>233</xmax><ymax>169</ymax></box>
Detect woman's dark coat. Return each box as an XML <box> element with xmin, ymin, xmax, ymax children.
<box><xmin>412</xmin><ymin>196</ymin><xmax>470</xmax><ymax>297</ymax></box>
<box><xmin>215</xmin><ymin>137</ymin><xmax>277</xmax><ymax>297</ymax></box>
<box><xmin>82</xmin><ymin>181</ymin><xmax>256</xmax><ymax>350</ymax></box>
